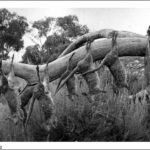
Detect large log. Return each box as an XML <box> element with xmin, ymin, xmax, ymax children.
<box><xmin>1</xmin><ymin>37</ymin><xmax>147</xmax><ymax>83</ymax></box>
<box><xmin>59</xmin><ymin>29</ymin><xmax>146</xmax><ymax>57</ymax></box>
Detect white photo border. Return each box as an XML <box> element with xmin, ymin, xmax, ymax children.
<box><xmin>0</xmin><ymin>1</ymin><xmax>150</xmax><ymax>149</ymax></box>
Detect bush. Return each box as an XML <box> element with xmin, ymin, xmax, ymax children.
<box><xmin>0</xmin><ymin>61</ymin><xmax>150</xmax><ymax>141</ymax></box>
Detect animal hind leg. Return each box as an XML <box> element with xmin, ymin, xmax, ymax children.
<box><xmin>21</xmin><ymin>106</ymin><xmax>27</xmax><ymax>127</ymax></box>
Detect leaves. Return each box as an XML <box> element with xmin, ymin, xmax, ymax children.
<box><xmin>41</xmin><ymin>15</ymin><xmax>89</xmax><ymax>63</ymax></box>
<box><xmin>22</xmin><ymin>15</ymin><xmax>89</xmax><ymax>64</ymax></box>
<box><xmin>22</xmin><ymin>44</ymin><xmax>42</xmax><ymax>65</ymax></box>
<box><xmin>32</xmin><ymin>17</ymin><xmax>54</xmax><ymax>38</ymax></box>
<box><xmin>0</xmin><ymin>8</ymin><xmax>28</xmax><ymax>58</ymax></box>
<box><xmin>56</xmin><ymin>15</ymin><xmax>89</xmax><ymax>38</ymax></box>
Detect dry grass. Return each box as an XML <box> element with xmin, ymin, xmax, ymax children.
<box><xmin>0</xmin><ymin>68</ymin><xmax>150</xmax><ymax>141</ymax></box>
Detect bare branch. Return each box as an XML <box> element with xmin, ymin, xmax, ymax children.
<box><xmin>59</xmin><ymin>29</ymin><xmax>146</xmax><ymax>57</ymax></box>
<box><xmin>1</xmin><ymin>36</ymin><xmax>147</xmax><ymax>83</ymax></box>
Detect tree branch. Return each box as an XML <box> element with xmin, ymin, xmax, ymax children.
<box><xmin>2</xmin><ymin>37</ymin><xmax>147</xmax><ymax>83</ymax></box>
<box><xmin>59</xmin><ymin>29</ymin><xmax>146</xmax><ymax>57</ymax></box>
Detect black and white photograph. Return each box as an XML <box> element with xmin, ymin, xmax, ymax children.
<box><xmin>0</xmin><ymin>1</ymin><xmax>150</xmax><ymax>148</ymax></box>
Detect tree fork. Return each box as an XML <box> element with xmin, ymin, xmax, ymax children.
<box><xmin>1</xmin><ymin>37</ymin><xmax>147</xmax><ymax>83</ymax></box>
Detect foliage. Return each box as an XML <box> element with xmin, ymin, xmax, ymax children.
<box><xmin>32</xmin><ymin>17</ymin><xmax>54</xmax><ymax>39</ymax></box>
<box><xmin>0</xmin><ymin>9</ymin><xmax>28</xmax><ymax>59</ymax></box>
<box><xmin>42</xmin><ymin>33</ymin><xmax>71</xmax><ymax>62</ymax></box>
<box><xmin>56</xmin><ymin>15</ymin><xmax>89</xmax><ymax>38</ymax></box>
<box><xmin>0</xmin><ymin>65</ymin><xmax>150</xmax><ymax>141</ymax></box>
<box><xmin>22</xmin><ymin>15</ymin><xmax>89</xmax><ymax>64</ymax></box>
<box><xmin>42</xmin><ymin>15</ymin><xmax>89</xmax><ymax>63</ymax></box>
<box><xmin>21</xmin><ymin>44</ymin><xmax>42</xmax><ymax>65</ymax></box>
<box><xmin>0</xmin><ymin>9</ymin><xmax>150</xmax><ymax>142</ymax></box>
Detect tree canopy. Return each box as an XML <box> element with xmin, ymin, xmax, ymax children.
<box><xmin>0</xmin><ymin>9</ymin><xmax>28</xmax><ymax>59</ymax></box>
<box><xmin>31</xmin><ymin>17</ymin><xmax>55</xmax><ymax>46</ymax></box>
<box><xmin>56</xmin><ymin>15</ymin><xmax>89</xmax><ymax>38</ymax></box>
<box><xmin>42</xmin><ymin>15</ymin><xmax>89</xmax><ymax>62</ymax></box>
<box><xmin>21</xmin><ymin>44</ymin><xmax>42</xmax><ymax>65</ymax></box>
<box><xmin>22</xmin><ymin>15</ymin><xmax>89</xmax><ymax>64</ymax></box>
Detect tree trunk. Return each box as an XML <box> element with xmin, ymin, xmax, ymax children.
<box><xmin>59</xmin><ymin>29</ymin><xmax>146</xmax><ymax>57</ymax></box>
<box><xmin>1</xmin><ymin>37</ymin><xmax>147</xmax><ymax>84</ymax></box>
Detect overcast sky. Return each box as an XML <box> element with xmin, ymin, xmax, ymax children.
<box><xmin>6</xmin><ymin>8</ymin><xmax>150</xmax><ymax>61</ymax></box>
<box><xmin>8</xmin><ymin>8</ymin><xmax>150</xmax><ymax>34</ymax></box>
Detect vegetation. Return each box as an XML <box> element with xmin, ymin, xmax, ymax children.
<box><xmin>0</xmin><ymin>9</ymin><xmax>28</xmax><ymax>59</ymax></box>
<box><xmin>0</xmin><ymin>8</ymin><xmax>149</xmax><ymax>142</ymax></box>
<box><xmin>22</xmin><ymin>15</ymin><xmax>89</xmax><ymax>64</ymax></box>
<box><xmin>0</xmin><ymin>61</ymin><xmax>149</xmax><ymax>141</ymax></box>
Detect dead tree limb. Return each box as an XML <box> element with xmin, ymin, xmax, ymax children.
<box><xmin>1</xmin><ymin>37</ymin><xmax>147</xmax><ymax>84</ymax></box>
<box><xmin>59</xmin><ymin>29</ymin><xmax>146</xmax><ymax>57</ymax></box>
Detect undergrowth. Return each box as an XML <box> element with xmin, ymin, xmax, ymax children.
<box><xmin>0</xmin><ymin>66</ymin><xmax>150</xmax><ymax>141</ymax></box>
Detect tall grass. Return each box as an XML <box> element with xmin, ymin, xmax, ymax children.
<box><xmin>0</xmin><ymin>64</ymin><xmax>150</xmax><ymax>141</ymax></box>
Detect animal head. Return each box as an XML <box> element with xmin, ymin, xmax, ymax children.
<box><xmin>38</xmin><ymin>95</ymin><xmax>56</xmax><ymax>132</ymax></box>
<box><xmin>42</xmin><ymin>114</ymin><xmax>58</xmax><ymax>132</ymax></box>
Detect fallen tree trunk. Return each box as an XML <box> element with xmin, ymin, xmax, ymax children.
<box><xmin>59</xmin><ymin>29</ymin><xmax>146</xmax><ymax>57</ymax></box>
<box><xmin>1</xmin><ymin>37</ymin><xmax>147</xmax><ymax>83</ymax></box>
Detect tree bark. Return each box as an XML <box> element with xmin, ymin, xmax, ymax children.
<box><xmin>59</xmin><ymin>29</ymin><xmax>146</xmax><ymax>57</ymax></box>
<box><xmin>1</xmin><ymin>37</ymin><xmax>147</xmax><ymax>83</ymax></box>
